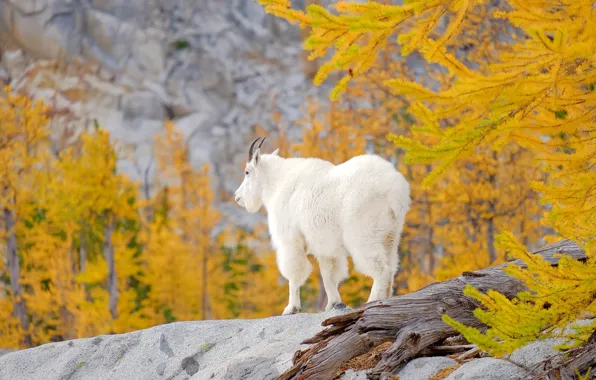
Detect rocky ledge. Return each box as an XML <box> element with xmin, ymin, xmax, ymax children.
<box><xmin>0</xmin><ymin>306</ymin><xmax>564</xmax><ymax>380</ymax></box>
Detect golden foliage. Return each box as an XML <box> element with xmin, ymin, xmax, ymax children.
<box><xmin>0</xmin><ymin>89</ymin><xmax>285</xmax><ymax>348</ymax></box>
<box><xmin>258</xmin><ymin>0</ymin><xmax>595</xmax><ymax>354</ymax></box>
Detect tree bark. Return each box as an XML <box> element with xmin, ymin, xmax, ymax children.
<box><xmin>3</xmin><ymin>205</ymin><xmax>32</xmax><ymax>347</ymax></box>
<box><xmin>486</xmin><ymin>213</ymin><xmax>496</xmax><ymax>262</ymax></box>
<box><xmin>79</xmin><ymin>222</ymin><xmax>87</xmax><ymax>273</ymax></box>
<box><xmin>278</xmin><ymin>239</ymin><xmax>586</xmax><ymax>380</ymax></box>
<box><xmin>486</xmin><ymin>166</ymin><xmax>497</xmax><ymax>263</ymax></box>
<box><xmin>201</xmin><ymin>252</ymin><xmax>209</xmax><ymax>320</ymax></box>
<box><xmin>104</xmin><ymin>216</ymin><xmax>118</xmax><ymax>319</ymax></box>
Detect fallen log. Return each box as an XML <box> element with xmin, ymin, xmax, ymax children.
<box><xmin>278</xmin><ymin>239</ymin><xmax>587</xmax><ymax>380</ymax></box>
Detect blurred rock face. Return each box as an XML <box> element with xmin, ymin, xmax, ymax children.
<box><xmin>0</xmin><ymin>0</ymin><xmax>323</xmax><ymax>230</ymax></box>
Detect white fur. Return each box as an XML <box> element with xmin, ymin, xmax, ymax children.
<box><xmin>234</xmin><ymin>146</ymin><xmax>411</xmax><ymax>315</ymax></box>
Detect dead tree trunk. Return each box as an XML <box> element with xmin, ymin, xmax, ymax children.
<box><xmin>278</xmin><ymin>239</ymin><xmax>586</xmax><ymax>380</ymax></box>
<box><xmin>3</xmin><ymin>205</ymin><xmax>32</xmax><ymax>348</ymax></box>
<box><xmin>104</xmin><ymin>216</ymin><xmax>118</xmax><ymax>319</ymax></box>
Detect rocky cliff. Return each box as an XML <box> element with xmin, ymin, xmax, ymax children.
<box><xmin>0</xmin><ymin>0</ymin><xmax>329</xmax><ymax>230</ymax></box>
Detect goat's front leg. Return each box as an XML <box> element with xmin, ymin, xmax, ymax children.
<box><xmin>277</xmin><ymin>239</ymin><xmax>311</xmax><ymax>316</ymax></box>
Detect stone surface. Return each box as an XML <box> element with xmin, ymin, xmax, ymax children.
<box><xmin>398</xmin><ymin>356</ymin><xmax>458</xmax><ymax>380</ymax></box>
<box><xmin>508</xmin><ymin>338</ymin><xmax>564</xmax><ymax>368</ymax></box>
<box><xmin>0</xmin><ymin>64</ymin><xmax>8</xmax><ymax>84</ymax></box>
<box><xmin>0</xmin><ymin>307</ymin><xmax>351</xmax><ymax>380</ymax></box>
<box><xmin>444</xmin><ymin>358</ymin><xmax>527</xmax><ymax>380</ymax></box>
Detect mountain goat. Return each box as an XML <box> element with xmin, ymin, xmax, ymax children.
<box><xmin>234</xmin><ymin>137</ymin><xmax>411</xmax><ymax>315</ymax></box>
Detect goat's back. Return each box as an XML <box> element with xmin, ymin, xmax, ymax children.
<box><xmin>269</xmin><ymin>154</ymin><xmax>409</xmax><ymax>257</ymax></box>
<box><xmin>331</xmin><ymin>154</ymin><xmax>410</xmax><ymax>215</ymax></box>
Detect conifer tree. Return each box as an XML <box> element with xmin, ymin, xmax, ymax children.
<box><xmin>143</xmin><ymin>121</ymin><xmax>222</xmax><ymax>321</ymax></box>
<box><xmin>0</xmin><ymin>89</ymin><xmax>290</xmax><ymax>347</ymax></box>
<box><xmin>0</xmin><ymin>86</ymin><xmax>51</xmax><ymax>347</ymax></box>
<box><xmin>256</xmin><ymin>0</ymin><xmax>596</xmax><ymax>354</ymax></box>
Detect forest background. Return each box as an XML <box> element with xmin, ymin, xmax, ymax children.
<box><xmin>1</xmin><ymin>0</ymin><xmax>594</xmax><ymax>359</ymax></box>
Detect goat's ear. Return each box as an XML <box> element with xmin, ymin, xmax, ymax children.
<box><xmin>253</xmin><ymin>148</ymin><xmax>261</xmax><ymax>166</ymax></box>
<box><xmin>271</xmin><ymin>148</ymin><xmax>279</xmax><ymax>156</ymax></box>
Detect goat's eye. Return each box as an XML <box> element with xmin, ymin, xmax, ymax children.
<box><xmin>245</xmin><ymin>171</ymin><xmax>249</xmax><ymax>176</ymax></box>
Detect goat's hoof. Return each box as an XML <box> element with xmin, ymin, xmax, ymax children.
<box><xmin>282</xmin><ymin>305</ymin><xmax>300</xmax><ymax>315</ymax></box>
<box><xmin>325</xmin><ymin>302</ymin><xmax>346</xmax><ymax>312</ymax></box>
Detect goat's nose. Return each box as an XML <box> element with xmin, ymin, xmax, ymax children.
<box><xmin>235</xmin><ymin>195</ymin><xmax>241</xmax><ymax>202</ymax></box>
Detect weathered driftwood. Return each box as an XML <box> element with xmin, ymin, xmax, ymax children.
<box><xmin>456</xmin><ymin>346</ymin><xmax>480</xmax><ymax>361</ymax></box>
<box><xmin>278</xmin><ymin>239</ymin><xmax>587</xmax><ymax>380</ymax></box>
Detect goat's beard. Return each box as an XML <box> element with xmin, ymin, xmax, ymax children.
<box><xmin>244</xmin><ymin>197</ymin><xmax>262</xmax><ymax>213</ymax></box>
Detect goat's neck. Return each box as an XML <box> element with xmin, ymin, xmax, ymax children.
<box><xmin>260</xmin><ymin>157</ymin><xmax>291</xmax><ymax>211</ymax></box>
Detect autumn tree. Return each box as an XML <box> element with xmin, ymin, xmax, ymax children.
<box><xmin>256</xmin><ymin>0</ymin><xmax>596</xmax><ymax>356</ymax></box>
<box><xmin>50</xmin><ymin>126</ymin><xmax>147</xmax><ymax>337</ymax></box>
<box><xmin>0</xmin><ymin>87</ymin><xmax>51</xmax><ymax>347</ymax></box>
<box><xmin>211</xmin><ymin>225</ymin><xmax>288</xmax><ymax>319</ymax></box>
<box><xmin>0</xmin><ymin>88</ymin><xmax>292</xmax><ymax>348</ymax></box>
<box><xmin>261</xmin><ymin>5</ymin><xmax>547</xmax><ymax>309</ymax></box>
<box><xmin>141</xmin><ymin>121</ymin><xmax>222</xmax><ymax>321</ymax></box>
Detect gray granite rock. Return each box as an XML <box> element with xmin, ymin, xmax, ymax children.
<box><xmin>398</xmin><ymin>356</ymin><xmax>458</xmax><ymax>380</ymax></box>
<box><xmin>445</xmin><ymin>358</ymin><xmax>527</xmax><ymax>380</ymax></box>
<box><xmin>0</xmin><ymin>307</ymin><xmax>351</xmax><ymax>380</ymax></box>
<box><xmin>508</xmin><ymin>338</ymin><xmax>564</xmax><ymax>368</ymax></box>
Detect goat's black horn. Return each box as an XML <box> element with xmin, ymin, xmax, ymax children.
<box><xmin>258</xmin><ymin>136</ymin><xmax>267</xmax><ymax>150</ymax></box>
<box><xmin>248</xmin><ymin>137</ymin><xmax>261</xmax><ymax>161</ymax></box>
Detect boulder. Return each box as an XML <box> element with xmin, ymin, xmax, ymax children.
<box><xmin>398</xmin><ymin>357</ymin><xmax>459</xmax><ymax>380</ymax></box>
<box><xmin>444</xmin><ymin>358</ymin><xmax>527</xmax><ymax>380</ymax></box>
<box><xmin>0</xmin><ymin>308</ymin><xmax>352</xmax><ymax>380</ymax></box>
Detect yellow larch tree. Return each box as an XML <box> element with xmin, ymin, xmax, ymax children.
<box><xmin>265</xmin><ymin>29</ymin><xmax>546</xmax><ymax>305</ymax></box>
<box><xmin>50</xmin><ymin>126</ymin><xmax>147</xmax><ymax>336</ymax></box>
<box><xmin>143</xmin><ymin>121</ymin><xmax>222</xmax><ymax>322</ymax></box>
<box><xmin>0</xmin><ymin>88</ymin><xmax>293</xmax><ymax>346</ymax></box>
<box><xmin>431</xmin><ymin>143</ymin><xmax>546</xmax><ymax>282</ymax></box>
<box><xmin>255</xmin><ymin>0</ymin><xmax>596</xmax><ymax>355</ymax></box>
<box><xmin>0</xmin><ymin>86</ymin><xmax>51</xmax><ymax>348</ymax></box>
<box><xmin>210</xmin><ymin>224</ymin><xmax>287</xmax><ymax>319</ymax></box>
<box><xmin>0</xmin><ymin>87</ymin><xmax>145</xmax><ymax>347</ymax></box>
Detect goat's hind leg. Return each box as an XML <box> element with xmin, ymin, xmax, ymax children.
<box><xmin>317</xmin><ymin>255</ymin><xmax>348</xmax><ymax>312</ymax></box>
<box><xmin>368</xmin><ymin>230</ymin><xmax>401</xmax><ymax>302</ymax></box>
<box><xmin>366</xmin><ymin>253</ymin><xmax>394</xmax><ymax>303</ymax></box>
<box><xmin>366</xmin><ymin>228</ymin><xmax>401</xmax><ymax>302</ymax></box>
<box><xmin>344</xmin><ymin>211</ymin><xmax>399</xmax><ymax>304</ymax></box>
<box><xmin>277</xmin><ymin>238</ymin><xmax>312</xmax><ymax>315</ymax></box>
<box><xmin>346</xmin><ymin>240</ymin><xmax>394</xmax><ymax>304</ymax></box>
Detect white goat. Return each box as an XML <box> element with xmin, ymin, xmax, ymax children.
<box><xmin>234</xmin><ymin>137</ymin><xmax>411</xmax><ymax>315</ymax></box>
